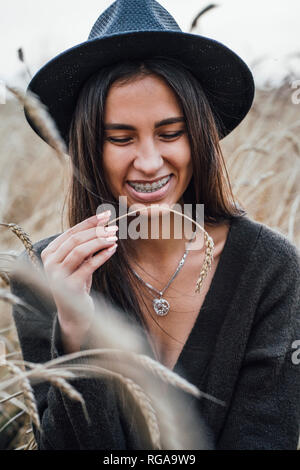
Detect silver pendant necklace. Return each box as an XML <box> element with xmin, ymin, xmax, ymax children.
<box><xmin>129</xmin><ymin>236</ymin><xmax>194</xmax><ymax>317</ymax></box>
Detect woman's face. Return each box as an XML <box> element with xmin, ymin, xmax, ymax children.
<box><xmin>102</xmin><ymin>74</ymin><xmax>193</xmax><ymax>211</ymax></box>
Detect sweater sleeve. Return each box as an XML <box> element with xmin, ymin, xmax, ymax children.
<box><xmin>217</xmin><ymin>235</ymin><xmax>300</xmax><ymax>450</ymax></box>
<box><xmin>9</xmin><ymin>245</ymin><xmax>152</xmax><ymax>450</ymax></box>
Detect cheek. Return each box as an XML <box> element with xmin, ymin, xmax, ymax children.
<box><xmin>171</xmin><ymin>141</ymin><xmax>193</xmax><ymax>186</ymax></box>
<box><xmin>102</xmin><ymin>146</ymin><xmax>129</xmax><ymax>189</ymax></box>
<box><xmin>102</xmin><ymin>154</ymin><xmax>118</xmax><ymax>195</ymax></box>
<box><xmin>169</xmin><ymin>140</ymin><xmax>192</xmax><ymax>171</ymax></box>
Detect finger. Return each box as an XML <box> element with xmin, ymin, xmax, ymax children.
<box><xmin>59</xmin><ymin>235</ymin><xmax>119</xmax><ymax>275</ymax></box>
<box><xmin>45</xmin><ymin>223</ymin><xmax>118</xmax><ymax>266</ymax></box>
<box><xmin>41</xmin><ymin>210</ymin><xmax>112</xmax><ymax>257</ymax></box>
<box><xmin>68</xmin><ymin>243</ymin><xmax>118</xmax><ymax>286</ymax></box>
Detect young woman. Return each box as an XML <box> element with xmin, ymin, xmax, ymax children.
<box><xmin>10</xmin><ymin>0</ymin><xmax>300</xmax><ymax>450</ymax></box>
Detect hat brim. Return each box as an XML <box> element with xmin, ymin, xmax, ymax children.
<box><xmin>25</xmin><ymin>30</ymin><xmax>255</xmax><ymax>148</ymax></box>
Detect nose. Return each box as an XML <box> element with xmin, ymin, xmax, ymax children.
<box><xmin>133</xmin><ymin>137</ymin><xmax>164</xmax><ymax>175</ymax></box>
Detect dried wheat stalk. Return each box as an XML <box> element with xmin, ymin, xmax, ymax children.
<box><xmin>106</xmin><ymin>205</ymin><xmax>215</xmax><ymax>294</ymax></box>
<box><xmin>10</xmin><ymin>342</ymin><xmax>223</xmax><ymax>447</ymax></box>
<box><xmin>0</xmin><ymin>325</ymin><xmax>14</xmax><ymax>334</ymax></box>
<box><xmin>0</xmin><ymin>272</ymin><xmax>10</xmax><ymax>287</ymax></box>
<box><xmin>0</xmin><ymin>251</ymin><xmax>17</xmax><ymax>287</ymax></box>
<box><xmin>0</xmin><ymin>409</ymin><xmax>26</xmax><ymax>435</ymax></box>
<box><xmin>0</xmin><ymin>251</ymin><xmax>21</xmax><ymax>278</ymax></box>
<box><xmin>5</xmin><ymin>84</ymin><xmax>101</xmax><ymax>200</ymax></box>
<box><xmin>122</xmin><ymin>376</ymin><xmax>161</xmax><ymax>449</ymax></box>
<box><xmin>0</xmin><ymin>223</ymin><xmax>40</xmax><ymax>270</ymax></box>
<box><xmin>5</xmin><ymin>85</ymin><xmax>67</xmax><ymax>163</ymax></box>
<box><xmin>28</xmin><ymin>364</ymin><xmax>90</xmax><ymax>424</ymax></box>
<box><xmin>8</xmin><ymin>358</ymin><xmax>169</xmax><ymax>449</ymax></box>
<box><xmin>4</xmin><ymin>362</ymin><xmax>40</xmax><ymax>431</ymax></box>
<box><xmin>4</xmin><ymin>217</ymin><xmax>219</xmax><ymax>450</ymax></box>
<box><xmin>0</xmin><ymin>391</ymin><xmax>22</xmax><ymax>405</ymax></box>
<box><xmin>16</xmin><ymin>344</ymin><xmax>223</xmax><ymax>447</ymax></box>
<box><xmin>0</xmin><ymin>288</ymin><xmax>42</xmax><ymax>316</ymax></box>
<box><xmin>7</xmin><ymin>359</ymin><xmax>162</xmax><ymax>449</ymax></box>
<box><xmin>23</xmin><ymin>434</ymin><xmax>38</xmax><ymax>450</ymax></box>
<box><xmin>7</xmin><ymin>361</ymin><xmax>91</xmax><ymax>425</ymax></box>
<box><xmin>135</xmin><ymin>354</ymin><xmax>225</xmax><ymax>406</ymax></box>
<box><xmin>4</xmin><ymin>206</ymin><xmax>214</xmax><ymax>296</ymax></box>
<box><xmin>17</xmin><ymin>47</ymin><xmax>32</xmax><ymax>81</ymax></box>
<box><xmin>58</xmin><ymin>362</ymin><xmax>162</xmax><ymax>450</ymax></box>
<box><xmin>50</xmin><ymin>348</ymin><xmax>225</xmax><ymax>405</ymax></box>
<box><xmin>1</xmin><ymin>361</ymin><xmax>91</xmax><ymax>449</ymax></box>
<box><xmin>17</xmin><ymin>345</ymin><xmax>224</xmax><ymax>405</ymax></box>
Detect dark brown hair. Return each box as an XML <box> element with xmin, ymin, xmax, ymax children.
<box><xmin>65</xmin><ymin>57</ymin><xmax>246</xmax><ymax>336</ymax></box>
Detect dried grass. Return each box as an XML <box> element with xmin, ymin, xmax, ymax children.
<box><xmin>5</xmin><ymin>86</ymin><xmax>67</xmax><ymax>164</ymax></box>
<box><xmin>221</xmin><ymin>77</ymin><xmax>300</xmax><ymax>245</ymax></box>
<box><xmin>0</xmin><ymin>252</ymin><xmax>217</xmax><ymax>450</ymax></box>
<box><xmin>0</xmin><ymin>68</ymin><xmax>299</xmax><ymax>450</ymax></box>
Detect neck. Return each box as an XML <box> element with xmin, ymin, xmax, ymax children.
<box><xmin>126</xmin><ymin>211</ymin><xmax>196</xmax><ymax>266</ymax></box>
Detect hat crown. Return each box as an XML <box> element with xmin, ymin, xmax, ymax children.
<box><xmin>88</xmin><ymin>0</ymin><xmax>181</xmax><ymax>40</ymax></box>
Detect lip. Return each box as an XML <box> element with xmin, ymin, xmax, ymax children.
<box><xmin>127</xmin><ymin>174</ymin><xmax>172</xmax><ymax>184</ymax></box>
<box><xmin>125</xmin><ymin>175</ymin><xmax>173</xmax><ymax>202</ymax></box>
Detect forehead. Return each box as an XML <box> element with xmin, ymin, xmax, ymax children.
<box><xmin>104</xmin><ymin>74</ymin><xmax>182</xmax><ymax>118</ymax></box>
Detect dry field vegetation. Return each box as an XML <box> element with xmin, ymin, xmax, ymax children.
<box><xmin>0</xmin><ymin>77</ymin><xmax>299</xmax><ymax>450</ymax></box>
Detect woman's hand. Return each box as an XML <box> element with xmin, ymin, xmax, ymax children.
<box><xmin>40</xmin><ymin>211</ymin><xmax>118</xmax><ymax>353</ymax></box>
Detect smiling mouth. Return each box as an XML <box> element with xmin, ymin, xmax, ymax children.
<box><xmin>127</xmin><ymin>174</ymin><xmax>172</xmax><ymax>193</ymax></box>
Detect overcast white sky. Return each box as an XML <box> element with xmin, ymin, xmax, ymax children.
<box><xmin>0</xmin><ymin>0</ymin><xmax>300</xmax><ymax>88</ymax></box>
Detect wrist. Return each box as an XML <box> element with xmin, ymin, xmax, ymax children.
<box><xmin>58</xmin><ymin>315</ymin><xmax>92</xmax><ymax>354</ymax></box>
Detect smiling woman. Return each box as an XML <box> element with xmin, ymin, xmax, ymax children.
<box><xmin>102</xmin><ymin>75</ymin><xmax>192</xmax><ymax>206</ymax></box>
<box><xmin>9</xmin><ymin>0</ymin><xmax>300</xmax><ymax>451</ymax></box>
<box><xmin>67</xmin><ymin>57</ymin><xmax>244</xmax><ymax>310</ymax></box>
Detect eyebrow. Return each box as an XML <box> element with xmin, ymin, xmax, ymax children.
<box><xmin>104</xmin><ymin>117</ymin><xmax>185</xmax><ymax>131</ymax></box>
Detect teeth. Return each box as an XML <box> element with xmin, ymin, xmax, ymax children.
<box><xmin>129</xmin><ymin>175</ymin><xmax>171</xmax><ymax>193</ymax></box>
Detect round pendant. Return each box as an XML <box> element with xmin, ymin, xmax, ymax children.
<box><xmin>153</xmin><ymin>298</ymin><xmax>170</xmax><ymax>316</ymax></box>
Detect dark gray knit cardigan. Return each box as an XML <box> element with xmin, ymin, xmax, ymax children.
<box><xmin>9</xmin><ymin>214</ymin><xmax>300</xmax><ymax>450</ymax></box>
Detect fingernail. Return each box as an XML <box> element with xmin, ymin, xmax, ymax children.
<box><xmin>106</xmin><ymin>236</ymin><xmax>118</xmax><ymax>242</ymax></box>
<box><xmin>107</xmin><ymin>243</ymin><xmax>117</xmax><ymax>252</ymax></box>
<box><xmin>97</xmin><ymin>210</ymin><xmax>111</xmax><ymax>220</ymax></box>
<box><xmin>104</xmin><ymin>225</ymin><xmax>118</xmax><ymax>233</ymax></box>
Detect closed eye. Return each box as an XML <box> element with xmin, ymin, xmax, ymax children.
<box><xmin>106</xmin><ymin>137</ymin><xmax>133</xmax><ymax>144</ymax></box>
<box><xmin>105</xmin><ymin>131</ymin><xmax>184</xmax><ymax>144</ymax></box>
<box><xmin>161</xmin><ymin>131</ymin><xmax>184</xmax><ymax>140</ymax></box>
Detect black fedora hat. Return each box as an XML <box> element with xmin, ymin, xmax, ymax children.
<box><xmin>25</xmin><ymin>0</ymin><xmax>255</xmax><ymax>148</ymax></box>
